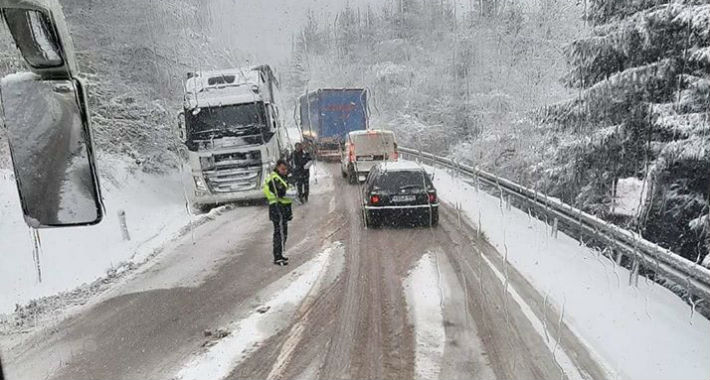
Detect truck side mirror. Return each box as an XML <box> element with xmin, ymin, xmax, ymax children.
<box><xmin>176</xmin><ymin>111</ymin><xmax>186</xmax><ymax>142</ymax></box>
<box><xmin>0</xmin><ymin>0</ymin><xmax>103</xmax><ymax>227</ymax></box>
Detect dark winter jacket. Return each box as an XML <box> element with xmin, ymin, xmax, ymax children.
<box><xmin>291</xmin><ymin>150</ymin><xmax>312</xmax><ymax>177</ymax></box>
<box><xmin>263</xmin><ymin>170</ymin><xmax>292</xmax><ymax>222</ymax></box>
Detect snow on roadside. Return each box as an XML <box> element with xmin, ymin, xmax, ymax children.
<box><xmin>0</xmin><ymin>155</ymin><xmax>196</xmax><ymax>315</ymax></box>
<box><xmin>611</xmin><ymin>177</ymin><xmax>647</xmax><ymax>217</ymax></box>
<box><xmin>403</xmin><ymin>252</ymin><xmax>445</xmax><ymax>380</ymax></box>
<box><xmin>175</xmin><ymin>241</ymin><xmax>344</xmax><ymax>380</ymax></box>
<box><xmin>428</xmin><ymin>164</ymin><xmax>710</xmax><ymax>380</ymax></box>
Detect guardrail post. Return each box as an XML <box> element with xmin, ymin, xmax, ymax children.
<box><xmin>506</xmin><ymin>195</ymin><xmax>512</xmax><ymax>211</ymax></box>
<box><xmin>629</xmin><ymin>259</ymin><xmax>640</xmax><ymax>286</ymax></box>
<box><xmin>552</xmin><ymin>217</ymin><xmax>558</xmax><ymax>239</ymax></box>
<box><xmin>456</xmin><ymin>202</ymin><xmax>462</xmax><ymax>228</ymax></box>
<box><xmin>615</xmin><ymin>249</ymin><xmax>623</xmax><ymax>265</ymax></box>
<box><xmin>118</xmin><ymin>210</ymin><xmax>131</xmax><ymax>241</ymax></box>
<box><xmin>577</xmin><ymin>208</ymin><xmax>584</xmax><ymax>245</ymax></box>
<box><xmin>498</xmin><ymin>187</ymin><xmax>505</xmax><ymax>211</ymax></box>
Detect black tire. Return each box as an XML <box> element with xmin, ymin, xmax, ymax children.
<box><xmin>366</xmin><ymin>210</ymin><xmax>380</xmax><ymax>228</ymax></box>
<box><xmin>348</xmin><ymin>165</ymin><xmax>357</xmax><ymax>184</ymax></box>
<box><xmin>341</xmin><ymin>168</ymin><xmax>347</xmax><ymax>178</ymax></box>
<box><xmin>427</xmin><ymin>209</ymin><xmax>439</xmax><ymax>227</ymax></box>
<box><xmin>191</xmin><ymin>203</ymin><xmax>212</xmax><ymax>215</ymax></box>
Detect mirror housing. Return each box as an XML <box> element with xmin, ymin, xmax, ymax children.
<box><xmin>0</xmin><ymin>0</ymin><xmax>104</xmax><ymax>227</ymax></box>
<box><xmin>0</xmin><ymin>0</ymin><xmax>80</xmax><ymax>78</ymax></box>
<box><xmin>1</xmin><ymin>74</ymin><xmax>103</xmax><ymax>227</ymax></box>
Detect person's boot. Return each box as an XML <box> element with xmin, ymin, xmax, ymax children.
<box><xmin>274</xmin><ymin>256</ymin><xmax>288</xmax><ymax>265</ymax></box>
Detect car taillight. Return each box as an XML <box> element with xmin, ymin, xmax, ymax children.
<box><xmin>393</xmin><ymin>150</ymin><xmax>399</xmax><ymax>160</ymax></box>
<box><xmin>428</xmin><ymin>193</ymin><xmax>437</xmax><ymax>203</ymax></box>
<box><xmin>349</xmin><ymin>145</ymin><xmax>355</xmax><ymax>162</ymax></box>
<box><xmin>370</xmin><ymin>195</ymin><xmax>380</xmax><ymax>204</ymax></box>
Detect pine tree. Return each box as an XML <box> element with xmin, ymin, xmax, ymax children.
<box><xmin>541</xmin><ymin>1</ymin><xmax>710</xmax><ymax>261</ymax></box>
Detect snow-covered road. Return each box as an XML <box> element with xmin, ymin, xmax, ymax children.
<box><xmin>1</xmin><ymin>163</ymin><xmax>707</xmax><ymax>380</ymax></box>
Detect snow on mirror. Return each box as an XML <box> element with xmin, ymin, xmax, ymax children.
<box><xmin>0</xmin><ymin>74</ymin><xmax>102</xmax><ymax>227</ymax></box>
<box><xmin>2</xmin><ymin>8</ymin><xmax>62</xmax><ymax>68</ymax></box>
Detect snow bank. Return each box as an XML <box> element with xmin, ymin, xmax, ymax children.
<box><xmin>0</xmin><ymin>156</ymin><xmax>194</xmax><ymax>314</ymax></box>
<box><xmin>176</xmin><ymin>242</ymin><xmax>343</xmax><ymax>380</ymax></box>
<box><xmin>612</xmin><ymin>177</ymin><xmax>647</xmax><ymax>217</ymax></box>
<box><xmin>429</xmin><ymin>166</ymin><xmax>710</xmax><ymax>380</ymax></box>
<box><xmin>403</xmin><ymin>252</ymin><xmax>445</xmax><ymax>380</ymax></box>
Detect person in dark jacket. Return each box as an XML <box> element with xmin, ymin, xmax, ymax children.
<box><xmin>291</xmin><ymin>142</ymin><xmax>312</xmax><ymax>203</ymax></box>
<box><xmin>263</xmin><ymin>159</ymin><xmax>293</xmax><ymax>265</ymax></box>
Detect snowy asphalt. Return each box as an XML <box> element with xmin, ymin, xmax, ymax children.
<box><xmin>1</xmin><ymin>164</ymin><xmax>607</xmax><ymax>380</ymax></box>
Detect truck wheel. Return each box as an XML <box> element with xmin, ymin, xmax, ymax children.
<box><xmin>191</xmin><ymin>203</ymin><xmax>212</xmax><ymax>214</ymax></box>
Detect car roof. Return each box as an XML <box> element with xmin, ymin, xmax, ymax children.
<box><xmin>375</xmin><ymin>161</ymin><xmax>425</xmax><ymax>172</ymax></box>
<box><xmin>349</xmin><ymin>129</ymin><xmax>393</xmax><ymax>136</ymax></box>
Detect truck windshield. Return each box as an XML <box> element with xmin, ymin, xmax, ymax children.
<box><xmin>185</xmin><ymin>102</ymin><xmax>271</xmax><ymax>149</ymax></box>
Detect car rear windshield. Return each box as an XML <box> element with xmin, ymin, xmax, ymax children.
<box><xmin>351</xmin><ymin>132</ymin><xmax>395</xmax><ymax>156</ymax></box>
<box><xmin>375</xmin><ymin>170</ymin><xmax>432</xmax><ymax>192</ymax></box>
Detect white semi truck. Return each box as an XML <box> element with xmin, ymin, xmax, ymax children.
<box><xmin>178</xmin><ymin>65</ymin><xmax>291</xmax><ymax>210</ymax></box>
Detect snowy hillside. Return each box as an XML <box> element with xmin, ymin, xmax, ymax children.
<box><xmin>0</xmin><ymin>156</ymin><xmax>196</xmax><ymax>315</ymax></box>
<box><xmin>282</xmin><ymin>0</ymin><xmax>709</xmax><ymax>265</ymax></box>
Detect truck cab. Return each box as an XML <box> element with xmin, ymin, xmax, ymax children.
<box><xmin>179</xmin><ymin>66</ymin><xmax>289</xmax><ymax>210</ymax></box>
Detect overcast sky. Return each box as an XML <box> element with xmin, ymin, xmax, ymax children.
<box><xmin>204</xmin><ymin>0</ymin><xmax>386</xmax><ymax>65</ymax></box>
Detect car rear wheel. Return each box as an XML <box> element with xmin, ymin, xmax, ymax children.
<box><xmin>426</xmin><ymin>208</ymin><xmax>438</xmax><ymax>227</ymax></box>
<box><xmin>366</xmin><ymin>210</ymin><xmax>380</xmax><ymax>228</ymax></box>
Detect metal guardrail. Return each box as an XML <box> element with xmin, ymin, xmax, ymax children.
<box><xmin>400</xmin><ymin>146</ymin><xmax>710</xmax><ymax>308</ymax></box>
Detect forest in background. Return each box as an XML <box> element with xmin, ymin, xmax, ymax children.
<box><xmin>283</xmin><ymin>0</ymin><xmax>709</xmax><ymax>263</ymax></box>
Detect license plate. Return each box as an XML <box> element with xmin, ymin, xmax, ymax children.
<box><xmin>391</xmin><ymin>195</ymin><xmax>416</xmax><ymax>202</ymax></box>
<box><xmin>357</xmin><ymin>155</ymin><xmax>374</xmax><ymax>161</ymax></box>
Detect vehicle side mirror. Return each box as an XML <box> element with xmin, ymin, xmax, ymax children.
<box><xmin>176</xmin><ymin>111</ymin><xmax>186</xmax><ymax>142</ymax></box>
<box><xmin>1</xmin><ymin>75</ymin><xmax>103</xmax><ymax>227</ymax></box>
<box><xmin>0</xmin><ymin>0</ymin><xmax>103</xmax><ymax>227</ymax></box>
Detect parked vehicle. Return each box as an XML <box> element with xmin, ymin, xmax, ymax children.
<box><xmin>177</xmin><ymin>66</ymin><xmax>291</xmax><ymax>211</ymax></box>
<box><xmin>298</xmin><ymin>88</ymin><xmax>367</xmax><ymax>161</ymax></box>
<box><xmin>361</xmin><ymin>161</ymin><xmax>438</xmax><ymax>227</ymax></box>
<box><xmin>341</xmin><ymin>129</ymin><xmax>398</xmax><ymax>184</ymax></box>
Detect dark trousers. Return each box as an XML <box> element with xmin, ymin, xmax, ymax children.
<box><xmin>272</xmin><ymin>218</ymin><xmax>288</xmax><ymax>260</ymax></box>
<box><xmin>296</xmin><ymin>173</ymin><xmax>309</xmax><ymax>200</ymax></box>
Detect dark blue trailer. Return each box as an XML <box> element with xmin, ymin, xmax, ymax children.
<box><xmin>299</xmin><ymin>88</ymin><xmax>367</xmax><ymax>160</ymax></box>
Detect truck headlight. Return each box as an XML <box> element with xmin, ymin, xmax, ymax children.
<box><xmin>193</xmin><ymin>176</ymin><xmax>208</xmax><ymax>191</ymax></box>
<box><xmin>199</xmin><ymin>156</ymin><xmax>215</xmax><ymax>169</ymax></box>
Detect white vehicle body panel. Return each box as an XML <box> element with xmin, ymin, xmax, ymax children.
<box><xmin>341</xmin><ymin>129</ymin><xmax>398</xmax><ymax>180</ymax></box>
<box><xmin>183</xmin><ymin>67</ymin><xmax>288</xmax><ymax>206</ymax></box>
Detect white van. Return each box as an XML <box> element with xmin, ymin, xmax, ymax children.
<box><xmin>340</xmin><ymin>129</ymin><xmax>398</xmax><ymax>183</ymax></box>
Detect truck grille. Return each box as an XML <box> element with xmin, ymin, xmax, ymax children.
<box><xmin>205</xmin><ymin>151</ymin><xmax>262</xmax><ymax>193</ymax></box>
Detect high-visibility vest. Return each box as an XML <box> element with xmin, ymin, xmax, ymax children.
<box><xmin>263</xmin><ymin>172</ymin><xmax>292</xmax><ymax>205</ymax></box>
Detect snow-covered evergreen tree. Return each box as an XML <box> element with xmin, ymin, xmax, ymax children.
<box><xmin>540</xmin><ymin>0</ymin><xmax>709</xmax><ymax>261</ymax></box>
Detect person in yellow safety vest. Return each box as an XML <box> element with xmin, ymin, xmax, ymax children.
<box><xmin>263</xmin><ymin>159</ymin><xmax>293</xmax><ymax>265</ymax></box>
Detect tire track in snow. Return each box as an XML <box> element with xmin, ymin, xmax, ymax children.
<box><xmin>265</xmin><ymin>242</ymin><xmax>345</xmax><ymax>380</ymax></box>
<box><xmin>404</xmin><ymin>252</ymin><xmax>446</xmax><ymax>380</ymax></box>
<box><xmin>478</xmin><ymin>252</ymin><xmax>586</xmax><ymax>380</ymax></box>
<box><xmin>174</xmin><ymin>242</ymin><xmax>343</xmax><ymax>380</ymax></box>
